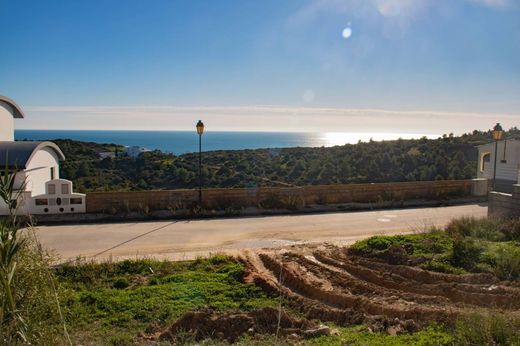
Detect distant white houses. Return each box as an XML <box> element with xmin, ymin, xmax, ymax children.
<box><xmin>477</xmin><ymin>139</ymin><xmax>520</xmax><ymax>193</ymax></box>
<box><xmin>124</xmin><ymin>146</ymin><xmax>150</xmax><ymax>158</ymax></box>
<box><xmin>0</xmin><ymin>95</ymin><xmax>85</xmax><ymax>215</ymax></box>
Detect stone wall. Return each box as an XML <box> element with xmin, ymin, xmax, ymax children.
<box><xmin>488</xmin><ymin>184</ymin><xmax>520</xmax><ymax>218</ymax></box>
<box><xmin>86</xmin><ymin>179</ymin><xmax>476</xmax><ymax>214</ymax></box>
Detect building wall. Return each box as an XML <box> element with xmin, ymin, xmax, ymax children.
<box><xmin>24</xmin><ymin>147</ymin><xmax>61</xmax><ymax>196</ymax></box>
<box><xmin>0</xmin><ymin>191</ymin><xmax>32</xmax><ymax>216</ymax></box>
<box><xmin>478</xmin><ymin>141</ymin><xmax>520</xmax><ymax>182</ymax></box>
<box><xmin>86</xmin><ymin>179</ymin><xmax>475</xmax><ymax>214</ymax></box>
<box><xmin>0</xmin><ymin>101</ymin><xmax>15</xmax><ymax>141</ymax></box>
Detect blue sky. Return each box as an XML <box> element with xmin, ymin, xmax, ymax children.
<box><xmin>1</xmin><ymin>0</ymin><xmax>519</xmax><ymax>133</ymax></box>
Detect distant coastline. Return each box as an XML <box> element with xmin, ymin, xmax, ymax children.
<box><xmin>15</xmin><ymin>130</ymin><xmax>439</xmax><ymax>155</ymax></box>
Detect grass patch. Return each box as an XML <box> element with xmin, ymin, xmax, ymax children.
<box><xmin>56</xmin><ymin>256</ymin><xmax>275</xmax><ymax>344</ymax></box>
<box><xmin>310</xmin><ymin>325</ymin><xmax>453</xmax><ymax>346</ymax></box>
<box><xmin>349</xmin><ymin>217</ymin><xmax>520</xmax><ymax>279</ymax></box>
<box><xmin>348</xmin><ymin>231</ymin><xmax>462</xmax><ymax>273</ymax></box>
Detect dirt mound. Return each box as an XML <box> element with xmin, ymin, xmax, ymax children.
<box><xmin>159</xmin><ymin>307</ymin><xmax>316</xmax><ymax>343</ymax></box>
<box><xmin>239</xmin><ymin>245</ymin><xmax>520</xmax><ymax>329</ymax></box>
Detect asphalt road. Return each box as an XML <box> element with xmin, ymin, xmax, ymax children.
<box><xmin>33</xmin><ymin>204</ymin><xmax>487</xmax><ymax>262</ymax></box>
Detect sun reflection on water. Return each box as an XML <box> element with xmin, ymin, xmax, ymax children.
<box><xmin>321</xmin><ymin>132</ymin><xmax>439</xmax><ymax>147</ymax></box>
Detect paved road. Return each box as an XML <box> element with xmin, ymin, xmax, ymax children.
<box><xmin>34</xmin><ymin>204</ymin><xmax>487</xmax><ymax>262</ymax></box>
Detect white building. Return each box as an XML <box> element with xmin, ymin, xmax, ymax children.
<box><xmin>124</xmin><ymin>146</ymin><xmax>150</xmax><ymax>158</ymax></box>
<box><xmin>0</xmin><ymin>95</ymin><xmax>85</xmax><ymax>215</ymax></box>
<box><xmin>477</xmin><ymin>139</ymin><xmax>520</xmax><ymax>193</ymax></box>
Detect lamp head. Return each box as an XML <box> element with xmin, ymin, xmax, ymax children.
<box><xmin>196</xmin><ymin>120</ymin><xmax>204</xmax><ymax>135</ymax></box>
<box><xmin>492</xmin><ymin>123</ymin><xmax>503</xmax><ymax>140</ymax></box>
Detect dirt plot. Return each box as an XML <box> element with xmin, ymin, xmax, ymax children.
<box><xmin>156</xmin><ymin>243</ymin><xmax>520</xmax><ymax>342</ymax></box>
<box><xmin>240</xmin><ymin>244</ymin><xmax>520</xmax><ymax>330</ymax></box>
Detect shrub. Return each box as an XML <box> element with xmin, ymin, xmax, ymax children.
<box><xmin>367</xmin><ymin>236</ymin><xmax>394</xmax><ymax>251</ymax></box>
<box><xmin>449</xmin><ymin>238</ymin><xmax>482</xmax><ymax>271</ymax></box>
<box><xmin>445</xmin><ymin>217</ymin><xmax>504</xmax><ymax>242</ymax></box>
<box><xmin>494</xmin><ymin>244</ymin><xmax>520</xmax><ymax>280</ymax></box>
<box><xmin>498</xmin><ymin>217</ymin><xmax>520</xmax><ymax>241</ymax></box>
<box><xmin>455</xmin><ymin>312</ymin><xmax>520</xmax><ymax>345</ymax></box>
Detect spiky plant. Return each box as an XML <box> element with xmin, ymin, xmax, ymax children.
<box><xmin>0</xmin><ymin>162</ymin><xmax>28</xmax><ymax>343</ymax></box>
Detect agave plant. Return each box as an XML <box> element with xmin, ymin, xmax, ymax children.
<box><xmin>0</xmin><ymin>162</ymin><xmax>28</xmax><ymax>342</ymax></box>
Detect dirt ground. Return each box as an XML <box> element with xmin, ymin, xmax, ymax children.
<box><xmin>154</xmin><ymin>240</ymin><xmax>520</xmax><ymax>343</ymax></box>
<box><xmin>239</xmin><ymin>243</ymin><xmax>520</xmax><ymax>330</ymax></box>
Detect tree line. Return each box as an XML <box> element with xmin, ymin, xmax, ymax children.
<box><xmin>53</xmin><ymin>128</ymin><xmax>520</xmax><ymax>193</ymax></box>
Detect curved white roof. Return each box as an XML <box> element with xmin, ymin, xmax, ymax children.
<box><xmin>0</xmin><ymin>95</ymin><xmax>24</xmax><ymax>118</ymax></box>
<box><xmin>0</xmin><ymin>141</ymin><xmax>65</xmax><ymax>169</ymax></box>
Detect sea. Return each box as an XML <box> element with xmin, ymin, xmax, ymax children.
<box><xmin>14</xmin><ymin>130</ymin><xmax>439</xmax><ymax>155</ymax></box>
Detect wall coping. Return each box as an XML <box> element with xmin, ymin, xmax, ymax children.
<box><xmin>489</xmin><ymin>191</ymin><xmax>513</xmax><ymax>197</ymax></box>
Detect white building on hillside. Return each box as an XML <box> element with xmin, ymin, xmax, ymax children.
<box><xmin>0</xmin><ymin>95</ymin><xmax>85</xmax><ymax>215</ymax></box>
<box><xmin>124</xmin><ymin>146</ymin><xmax>150</xmax><ymax>158</ymax></box>
<box><xmin>477</xmin><ymin>139</ymin><xmax>520</xmax><ymax>193</ymax></box>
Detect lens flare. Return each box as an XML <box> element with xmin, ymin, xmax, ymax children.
<box><xmin>342</xmin><ymin>27</ymin><xmax>352</xmax><ymax>39</ymax></box>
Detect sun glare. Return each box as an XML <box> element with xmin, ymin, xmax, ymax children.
<box><xmin>322</xmin><ymin>132</ymin><xmax>440</xmax><ymax>146</ymax></box>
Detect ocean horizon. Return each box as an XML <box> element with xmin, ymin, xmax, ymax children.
<box><xmin>15</xmin><ymin>130</ymin><xmax>440</xmax><ymax>155</ymax></box>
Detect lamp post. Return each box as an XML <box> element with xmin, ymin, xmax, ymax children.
<box><xmin>196</xmin><ymin>120</ymin><xmax>205</xmax><ymax>204</ymax></box>
<box><xmin>492</xmin><ymin>123</ymin><xmax>504</xmax><ymax>191</ymax></box>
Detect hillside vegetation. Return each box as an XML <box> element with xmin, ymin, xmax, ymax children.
<box><xmin>52</xmin><ymin>128</ymin><xmax>520</xmax><ymax>192</ymax></box>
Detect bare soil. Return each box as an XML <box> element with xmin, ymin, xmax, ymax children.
<box><xmin>240</xmin><ymin>244</ymin><xmax>520</xmax><ymax>328</ymax></box>
<box><xmin>159</xmin><ymin>307</ymin><xmax>316</xmax><ymax>343</ymax></box>
<box><xmin>158</xmin><ymin>242</ymin><xmax>520</xmax><ymax>342</ymax></box>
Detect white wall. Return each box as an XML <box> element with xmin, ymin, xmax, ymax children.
<box><xmin>478</xmin><ymin>141</ymin><xmax>520</xmax><ymax>182</ymax></box>
<box><xmin>0</xmin><ymin>191</ymin><xmax>32</xmax><ymax>216</ymax></box>
<box><xmin>24</xmin><ymin>147</ymin><xmax>60</xmax><ymax>196</ymax></box>
<box><xmin>31</xmin><ymin>179</ymin><xmax>86</xmax><ymax>214</ymax></box>
<box><xmin>0</xmin><ymin>101</ymin><xmax>15</xmax><ymax>141</ymax></box>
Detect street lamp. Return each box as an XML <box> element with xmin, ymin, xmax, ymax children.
<box><xmin>196</xmin><ymin>120</ymin><xmax>205</xmax><ymax>204</ymax></box>
<box><xmin>492</xmin><ymin>123</ymin><xmax>504</xmax><ymax>191</ymax></box>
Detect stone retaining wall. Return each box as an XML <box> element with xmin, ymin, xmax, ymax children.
<box><xmin>86</xmin><ymin>179</ymin><xmax>476</xmax><ymax>214</ymax></box>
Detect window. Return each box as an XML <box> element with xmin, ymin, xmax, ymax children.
<box><xmin>35</xmin><ymin>198</ymin><xmax>48</xmax><ymax>206</ymax></box>
<box><xmin>50</xmin><ymin>167</ymin><xmax>55</xmax><ymax>180</ymax></box>
<box><xmin>70</xmin><ymin>198</ymin><xmax>83</xmax><ymax>205</ymax></box>
<box><xmin>480</xmin><ymin>152</ymin><xmax>491</xmax><ymax>172</ymax></box>
<box><xmin>62</xmin><ymin>184</ymin><xmax>69</xmax><ymax>194</ymax></box>
<box><xmin>501</xmin><ymin>140</ymin><xmax>507</xmax><ymax>163</ymax></box>
<box><xmin>48</xmin><ymin>184</ymin><xmax>56</xmax><ymax>195</ymax></box>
